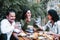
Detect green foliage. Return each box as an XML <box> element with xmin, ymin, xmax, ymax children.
<box><xmin>29</xmin><ymin>0</ymin><xmax>49</xmax><ymax>19</ymax></box>
<box><xmin>0</xmin><ymin>0</ymin><xmax>28</xmax><ymax>21</ymax></box>
<box><xmin>0</xmin><ymin>0</ymin><xmax>49</xmax><ymax>21</ymax></box>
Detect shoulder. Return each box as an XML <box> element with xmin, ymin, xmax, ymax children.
<box><xmin>1</xmin><ymin>19</ymin><xmax>8</xmax><ymax>24</ymax></box>
<box><xmin>56</xmin><ymin>20</ymin><xmax>60</xmax><ymax>25</ymax></box>
<box><xmin>46</xmin><ymin>20</ymin><xmax>51</xmax><ymax>24</ymax></box>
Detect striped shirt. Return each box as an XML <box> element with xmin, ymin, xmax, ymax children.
<box><xmin>43</xmin><ymin>20</ymin><xmax>60</xmax><ymax>34</ymax></box>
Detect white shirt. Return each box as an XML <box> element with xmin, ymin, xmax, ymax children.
<box><xmin>1</xmin><ymin>19</ymin><xmax>15</xmax><ymax>40</ymax></box>
<box><xmin>43</xmin><ymin>20</ymin><xmax>60</xmax><ymax>34</ymax></box>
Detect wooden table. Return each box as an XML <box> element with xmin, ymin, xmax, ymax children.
<box><xmin>18</xmin><ymin>31</ymin><xmax>54</xmax><ymax>40</ymax></box>
<box><xmin>18</xmin><ymin>36</ymin><xmax>32</xmax><ymax>40</ymax></box>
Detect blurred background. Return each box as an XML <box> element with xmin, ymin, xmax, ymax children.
<box><xmin>0</xmin><ymin>0</ymin><xmax>60</xmax><ymax>25</ymax></box>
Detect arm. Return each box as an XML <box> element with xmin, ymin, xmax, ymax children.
<box><xmin>38</xmin><ymin>25</ymin><xmax>48</xmax><ymax>31</ymax></box>
<box><xmin>39</xmin><ymin>21</ymin><xmax>51</xmax><ymax>31</ymax></box>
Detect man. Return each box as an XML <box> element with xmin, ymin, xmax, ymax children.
<box><xmin>0</xmin><ymin>9</ymin><xmax>16</xmax><ymax>40</ymax></box>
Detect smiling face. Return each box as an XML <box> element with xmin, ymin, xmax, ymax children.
<box><xmin>6</xmin><ymin>12</ymin><xmax>16</xmax><ymax>23</ymax></box>
<box><xmin>25</xmin><ymin>10</ymin><xmax>31</xmax><ymax>19</ymax></box>
<box><xmin>25</xmin><ymin>10</ymin><xmax>31</xmax><ymax>23</ymax></box>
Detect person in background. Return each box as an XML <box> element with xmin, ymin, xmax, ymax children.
<box><xmin>0</xmin><ymin>9</ymin><xmax>16</xmax><ymax>40</ymax></box>
<box><xmin>39</xmin><ymin>9</ymin><xmax>60</xmax><ymax>39</ymax></box>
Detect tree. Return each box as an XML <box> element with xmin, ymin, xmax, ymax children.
<box><xmin>0</xmin><ymin>0</ymin><xmax>49</xmax><ymax>21</ymax></box>
<box><xmin>0</xmin><ymin>0</ymin><xmax>28</xmax><ymax>21</ymax></box>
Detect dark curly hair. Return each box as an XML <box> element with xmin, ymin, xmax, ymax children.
<box><xmin>48</xmin><ymin>9</ymin><xmax>59</xmax><ymax>22</ymax></box>
<box><xmin>21</xmin><ymin>7</ymin><xmax>30</xmax><ymax>20</ymax></box>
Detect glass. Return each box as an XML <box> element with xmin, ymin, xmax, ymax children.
<box><xmin>14</xmin><ymin>22</ymin><xmax>22</xmax><ymax>33</ymax></box>
<box><xmin>15</xmin><ymin>22</ymin><xmax>21</xmax><ymax>29</ymax></box>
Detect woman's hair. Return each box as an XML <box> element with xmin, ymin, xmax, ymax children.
<box><xmin>21</xmin><ymin>7</ymin><xmax>30</xmax><ymax>20</ymax></box>
<box><xmin>48</xmin><ymin>9</ymin><xmax>59</xmax><ymax>22</ymax></box>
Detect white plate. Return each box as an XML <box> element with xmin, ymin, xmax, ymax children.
<box><xmin>18</xmin><ymin>33</ymin><xmax>26</xmax><ymax>36</ymax></box>
<box><xmin>38</xmin><ymin>36</ymin><xmax>45</xmax><ymax>39</ymax></box>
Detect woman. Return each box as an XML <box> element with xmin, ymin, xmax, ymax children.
<box><xmin>39</xmin><ymin>9</ymin><xmax>60</xmax><ymax>38</ymax></box>
<box><xmin>20</xmin><ymin>8</ymin><xmax>34</xmax><ymax>32</ymax></box>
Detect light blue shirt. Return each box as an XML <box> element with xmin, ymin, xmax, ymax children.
<box><xmin>43</xmin><ymin>20</ymin><xmax>60</xmax><ymax>34</ymax></box>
